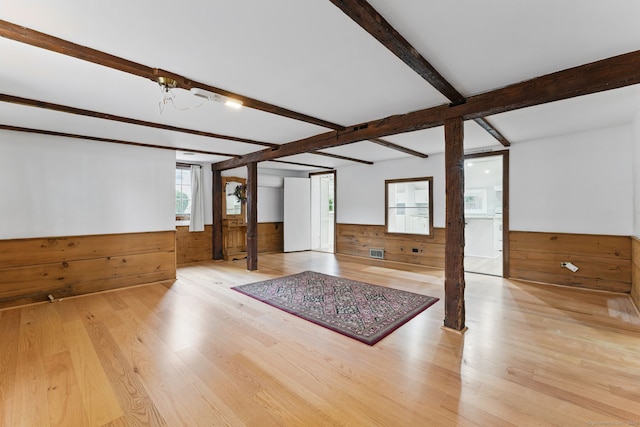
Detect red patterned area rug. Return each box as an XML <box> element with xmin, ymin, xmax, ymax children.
<box><xmin>232</xmin><ymin>271</ymin><xmax>439</xmax><ymax>345</ymax></box>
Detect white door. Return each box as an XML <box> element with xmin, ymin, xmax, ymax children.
<box><xmin>284</xmin><ymin>177</ymin><xmax>311</xmax><ymax>252</ymax></box>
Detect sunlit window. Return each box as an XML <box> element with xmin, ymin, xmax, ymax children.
<box><xmin>175</xmin><ymin>166</ymin><xmax>191</xmax><ymax>221</ymax></box>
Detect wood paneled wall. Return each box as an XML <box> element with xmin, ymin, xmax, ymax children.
<box><xmin>257</xmin><ymin>222</ymin><xmax>284</xmax><ymax>254</ymax></box>
<box><xmin>632</xmin><ymin>237</ymin><xmax>640</xmax><ymax>311</ymax></box>
<box><xmin>0</xmin><ymin>231</ymin><xmax>176</xmax><ymax>309</ymax></box>
<box><xmin>176</xmin><ymin>225</ymin><xmax>213</xmax><ymax>265</ymax></box>
<box><xmin>176</xmin><ymin>222</ymin><xmax>283</xmax><ymax>266</ymax></box>
<box><xmin>336</xmin><ymin>224</ymin><xmax>445</xmax><ymax>268</ymax></box>
<box><xmin>336</xmin><ymin>224</ymin><xmax>632</xmax><ymax>294</ymax></box>
<box><xmin>510</xmin><ymin>231</ymin><xmax>631</xmax><ymax>293</ymax></box>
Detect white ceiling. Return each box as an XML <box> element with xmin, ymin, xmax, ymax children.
<box><xmin>1</xmin><ymin>0</ymin><xmax>639</xmax><ymax>171</ymax></box>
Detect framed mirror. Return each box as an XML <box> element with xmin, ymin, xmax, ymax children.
<box><xmin>222</xmin><ymin>176</ymin><xmax>246</xmax><ymax>219</ymax></box>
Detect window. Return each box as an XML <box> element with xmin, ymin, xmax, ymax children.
<box><xmin>464</xmin><ymin>189</ymin><xmax>487</xmax><ymax>214</ymax></box>
<box><xmin>386</xmin><ymin>177</ymin><xmax>433</xmax><ymax>236</ymax></box>
<box><xmin>175</xmin><ymin>166</ymin><xmax>191</xmax><ymax>220</ymax></box>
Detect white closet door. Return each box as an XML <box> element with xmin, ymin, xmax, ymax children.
<box><xmin>284</xmin><ymin>177</ymin><xmax>311</xmax><ymax>252</ymax></box>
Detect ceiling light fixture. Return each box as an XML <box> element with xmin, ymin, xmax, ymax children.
<box><xmin>157</xmin><ymin>76</ymin><xmax>178</xmax><ymax>113</ymax></box>
<box><xmin>190</xmin><ymin>88</ymin><xmax>243</xmax><ymax>109</ymax></box>
<box><xmin>224</xmin><ymin>98</ymin><xmax>243</xmax><ymax>109</ymax></box>
<box><xmin>157</xmin><ymin>76</ymin><xmax>178</xmax><ymax>90</ymax></box>
<box><xmin>155</xmin><ymin>78</ymin><xmax>244</xmax><ymax>113</ymax></box>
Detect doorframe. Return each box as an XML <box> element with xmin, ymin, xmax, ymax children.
<box><xmin>464</xmin><ymin>150</ymin><xmax>510</xmax><ymax>277</ymax></box>
<box><xmin>309</xmin><ymin>170</ymin><xmax>336</xmax><ymax>253</ymax></box>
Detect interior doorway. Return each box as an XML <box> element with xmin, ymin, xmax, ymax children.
<box><xmin>463</xmin><ymin>151</ymin><xmax>509</xmax><ymax>276</ymax></box>
<box><xmin>310</xmin><ymin>172</ymin><xmax>335</xmax><ymax>253</ymax></box>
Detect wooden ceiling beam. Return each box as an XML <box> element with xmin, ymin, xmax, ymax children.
<box><xmin>473</xmin><ymin>118</ymin><xmax>510</xmax><ymax>147</ymax></box>
<box><xmin>0</xmin><ymin>93</ymin><xmax>279</xmax><ymax>148</ymax></box>
<box><xmin>311</xmin><ymin>151</ymin><xmax>374</xmax><ymax>165</ymax></box>
<box><xmin>328</xmin><ymin>0</ymin><xmax>464</xmax><ymax>105</ymax></box>
<box><xmin>369</xmin><ymin>138</ymin><xmax>428</xmax><ymax>158</ymax></box>
<box><xmin>0</xmin><ymin>124</ymin><xmax>240</xmax><ymax>158</ymax></box>
<box><xmin>0</xmin><ymin>94</ymin><xmax>374</xmax><ymax>165</ymax></box>
<box><xmin>268</xmin><ymin>159</ymin><xmax>335</xmax><ymax>170</ymax></box>
<box><xmin>328</xmin><ymin>0</ymin><xmax>510</xmax><ymax>147</ymax></box>
<box><xmin>0</xmin><ymin>18</ymin><xmax>445</xmax><ymax>160</ymax></box>
<box><xmin>0</xmin><ymin>19</ymin><xmax>344</xmax><ymax>131</ymax></box>
<box><xmin>213</xmin><ymin>49</ymin><xmax>640</xmax><ymax>170</ymax></box>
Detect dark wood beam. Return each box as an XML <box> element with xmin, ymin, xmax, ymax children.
<box><xmin>0</xmin><ymin>93</ymin><xmax>372</xmax><ymax>164</ymax></box>
<box><xmin>0</xmin><ymin>94</ymin><xmax>279</xmax><ymax>148</ymax></box>
<box><xmin>457</xmin><ymin>49</ymin><xmax>640</xmax><ymax>119</ymax></box>
<box><xmin>213</xmin><ymin>49</ymin><xmax>640</xmax><ymax>170</ymax></box>
<box><xmin>327</xmin><ymin>0</ymin><xmax>464</xmax><ymax>105</ymax></box>
<box><xmin>268</xmin><ymin>159</ymin><xmax>335</xmax><ymax>170</ymax></box>
<box><xmin>212</xmin><ymin>169</ymin><xmax>223</xmax><ymax>260</ymax></box>
<box><xmin>311</xmin><ymin>151</ymin><xmax>374</xmax><ymax>165</ymax></box>
<box><xmin>443</xmin><ymin>116</ymin><xmax>466</xmax><ymax>332</ymax></box>
<box><xmin>473</xmin><ymin>118</ymin><xmax>510</xmax><ymax>147</ymax></box>
<box><xmin>0</xmin><ymin>124</ymin><xmax>238</xmax><ymax>158</ymax></box>
<box><xmin>328</xmin><ymin>0</ymin><xmax>509</xmax><ymax>146</ymax></box>
<box><xmin>369</xmin><ymin>138</ymin><xmax>428</xmax><ymax>158</ymax></box>
<box><xmin>0</xmin><ymin>19</ymin><xmax>344</xmax><ymax>131</ymax></box>
<box><xmin>246</xmin><ymin>162</ymin><xmax>258</xmax><ymax>271</ymax></box>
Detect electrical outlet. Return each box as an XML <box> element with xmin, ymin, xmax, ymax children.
<box><xmin>412</xmin><ymin>248</ymin><xmax>419</xmax><ymax>253</ymax></box>
<box><xmin>561</xmin><ymin>262</ymin><xmax>579</xmax><ymax>272</ymax></box>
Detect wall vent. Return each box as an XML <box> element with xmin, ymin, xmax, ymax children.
<box><xmin>369</xmin><ymin>248</ymin><xmax>384</xmax><ymax>259</ymax></box>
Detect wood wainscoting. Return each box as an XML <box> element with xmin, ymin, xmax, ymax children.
<box><xmin>632</xmin><ymin>237</ymin><xmax>640</xmax><ymax>311</ymax></box>
<box><xmin>337</xmin><ymin>224</ymin><xmax>633</xmax><ymax>294</ymax></box>
<box><xmin>256</xmin><ymin>222</ymin><xmax>284</xmax><ymax>254</ymax></box>
<box><xmin>510</xmin><ymin>231</ymin><xmax>631</xmax><ymax>293</ymax></box>
<box><xmin>336</xmin><ymin>223</ymin><xmax>445</xmax><ymax>267</ymax></box>
<box><xmin>176</xmin><ymin>223</ymin><xmax>283</xmax><ymax>266</ymax></box>
<box><xmin>0</xmin><ymin>230</ymin><xmax>176</xmax><ymax>310</ymax></box>
<box><xmin>176</xmin><ymin>225</ymin><xmax>213</xmax><ymax>265</ymax></box>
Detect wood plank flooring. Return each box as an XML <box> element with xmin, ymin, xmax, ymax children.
<box><xmin>1</xmin><ymin>251</ymin><xmax>640</xmax><ymax>426</ymax></box>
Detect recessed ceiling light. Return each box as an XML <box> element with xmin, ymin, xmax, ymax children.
<box><xmin>484</xmin><ymin>169</ymin><xmax>491</xmax><ymax>174</ymax></box>
<box><xmin>466</xmin><ymin>162</ymin><xmax>473</xmax><ymax>167</ymax></box>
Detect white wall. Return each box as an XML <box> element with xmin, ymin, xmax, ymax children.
<box><xmin>0</xmin><ymin>131</ymin><xmax>176</xmax><ymax>239</ymax></box>
<box><xmin>337</xmin><ymin>155</ymin><xmax>446</xmax><ymax>227</ymax></box>
<box><xmin>218</xmin><ymin>167</ymin><xmax>305</xmax><ymax>223</ymax></box>
<box><xmin>337</xmin><ymin>124</ymin><xmax>633</xmax><ymax>236</ymax></box>
<box><xmin>510</xmin><ymin>125</ymin><xmax>633</xmax><ymax>235</ymax></box>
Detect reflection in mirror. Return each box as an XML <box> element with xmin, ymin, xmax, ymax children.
<box><xmin>225</xmin><ymin>182</ymin><xmax>243</xmax><ymax>216</ymax></box>
<box><xmin>386</xmin><ymin>177</ymin><xmax>433</xmax><ymax>236</ymax></box>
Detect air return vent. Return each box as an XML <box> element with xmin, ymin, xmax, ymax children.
<box><xmin>369</xmin><ymin>248</ymin><xmax>384</xmax><ymax>259</ymax></box>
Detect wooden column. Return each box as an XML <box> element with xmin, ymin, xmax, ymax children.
<box><xmin>212</xmin><ymin>168</ymin><xmax>223</xmax><ymax>260</ymax></box>
<box><xmin>246</xmin><ymin>162</ymin><xmax>258</xmax><ymax>270</ymax></box>
<box><xmin>443</xmin><ymin>116</ymin><xmax>467</xmax><ymax>332</ymax></box>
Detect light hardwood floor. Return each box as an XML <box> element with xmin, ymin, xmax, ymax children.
<box><xmin>1</xmin><ymin>251</ymin><xmax>640</xmax><ymax>426</ymax></box>
<box><xmin>465</xmin><ymin>254</ymin><xmax>503</xmax><ymax>276</ymax></box>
